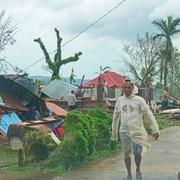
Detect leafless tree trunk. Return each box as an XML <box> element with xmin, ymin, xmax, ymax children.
<box><xmin>0</xmin><ymin>9</ymin><xmax>17</xmax><ymax>73</ymax></box>
<box><xmin>0</xmin><ymin>9</ymin><xmax>17</xmax><ymax>52</ymax></box>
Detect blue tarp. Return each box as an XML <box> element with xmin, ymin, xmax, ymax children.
<box><xmin>0</xmin><ymin>112</ymin><xmax>22</xmax><ymax>134</ymax></box>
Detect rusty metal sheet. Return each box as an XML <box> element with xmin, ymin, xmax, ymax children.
<box><xmin>0</xmin><ymin>89</ymin><xmax>29</xmax><ymax>111</ymax></box>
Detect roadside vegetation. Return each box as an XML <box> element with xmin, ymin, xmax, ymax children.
<box><xmin>0</xmin><ymin>108</ymin><xmax>178</xmax><ymax>175</ymax></box>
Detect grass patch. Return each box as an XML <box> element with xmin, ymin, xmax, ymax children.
<box><xmin>0</xmin><ymin>147</ymin><xmax>39</xmax><ymax>174</ymax></box>
<box><xmin>90</xmin><ymin>145</ymin><xmax>122</xmax><ymax>162</ymax></box>
<box><xmin>144</xmin><ymin>116</ymin><xmax>176</xmax><ymax>134</ymax></box>
<box><xmin>2</xmin><ymin>164</ymin><xmax>36</xmax><ymax>174</ymax></box>
<box><xmin>0</xmin><ymin>146</ymin><xmax>17</xmax><ymax>166</ymax></box>
<box><xmin>42</xmin><ymin>166</ymin><xmax>65</xmax><ymax>175</ymax></box>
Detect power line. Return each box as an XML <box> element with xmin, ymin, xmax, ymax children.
<box><xmin>22</xmin><ymin>0</ymin><xmax>127</xmax><ymax>72</ymax></box>
<box><xmin>61</xmin><ymin>0</ymin><xmax>126</xmax><ymax>47</ymax></box>
<box><xmin>0</xmin><ymin>59</ymin><xmax>19</xmax><ymax>73</ymax></box>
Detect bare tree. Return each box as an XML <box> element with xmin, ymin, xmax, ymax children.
<box><xmin>123</xmin><ymin>33</ymin><xmax>163</xmax><ymax>87</ymax></box>
<box><xmin>0</xmin><ymin>58</ymin><xmax>8</xmax><ymax>73</ymax></box>
<box><xmin>0</xmin><ymin>9</ymin><xmax>17</xmax><ymax>73</ymax></box>
<box><xmin>0</xmin><ymin>9</ymin><xmax>17</xmax><ymax>52</ymax></box>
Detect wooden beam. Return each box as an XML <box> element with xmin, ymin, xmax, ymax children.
<box><xmin>18</xmin><ymin>118</ymin><xmax>63</xmax><ymax>127</ymax></box>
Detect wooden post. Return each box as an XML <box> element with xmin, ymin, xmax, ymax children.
<box><xmin>10</xmin><ymin>137</ymin><xmax>24</xmax><ymax>167</ymax></box>
<box><xmin>97</xmin><ymin>84</ymin><xmax>104</xmax><ymax>102</ymax></box>
<box><xmin>18</xmin><ymin>149</ymin><xmax>23</xmax><ymax>167</ymax></box>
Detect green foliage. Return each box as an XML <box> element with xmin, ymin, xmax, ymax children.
<box><xmin>110</xmin><ymin>140</ymin><xmax>118</xmax><ymax>151</ymax></box>
<box><xmin>94</xmin><ymin>66</ymin><xmax>111</xmax><ymax>77</ymax></box>
<box><xmin>155</xmin><ymin>82</ymin><xmax>163</xmax><ymax>89</ymax></box>
<box><xmin>45</xmin><ymin>130</ymin><xmax>89</xmax><ymax>169</ymax></box>
<box><xmin>25</xmin><ymin>131</ymin><xmax>57</xmax><ymax>162</ymax></box>
<box><xmin>60</xmin><ymin>130</ymin><xmax>89</xmax><ymax>168</ymax></box>
<box><xmin>88</xmin><ymin>108</ymin><xmax>112</xmax><ymax>151</ymax></box>
<box><xmin>44</xmin><ymin>108</ymin><xmax>116</xmax><ymax>169</ymax></box>
<box><xmin>157</xmin><ymin>117</ymin><xmax>174</xmax><ymax>130</ymax></box>
<box><xmin>152</xmin><ymin>16</ymin><xmax>180</xmax><ymax>87</ymax></box>
<box><xmin>144</xmin><ymin>117</ymin><xmax>174</xmax><ymax>134</ymax></box>
<box><xmin>0</xmin><ymin>146</ymin><xmax>17</xmax><ymax>165</ymax></box>
<box><xmin>34</xmin><ymin>28</ymin><xmax>82</xmax><ymax>80</ymax></box>
<box><xmin>65</xmin><ymin>111</ymin><xmax>97</xmax><ymax>155</ymax></box>
<box><xmin>44</xmin><ymin>110</ymin><xmax>96</xmax><ymax>168</ymax></box>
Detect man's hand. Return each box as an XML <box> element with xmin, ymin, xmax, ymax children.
<box><xmin>152</xmin><ymin>132</ymin><xmax>159</xmax><ymax>140</ymax></box>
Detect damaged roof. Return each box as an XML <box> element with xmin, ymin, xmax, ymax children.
<box><xmin>0</xmin><ymin>75</ymin><xmax>41</xmax><ymax>111</ymax></box>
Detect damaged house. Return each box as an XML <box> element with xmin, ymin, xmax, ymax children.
<box><xmin>0</xmin><ymin>74</ymin><xmax>66</xmax><ymax>146</ymax></box>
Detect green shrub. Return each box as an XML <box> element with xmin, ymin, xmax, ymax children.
<box><xmin>45</xmin><ymin>128</ymin><xmax>89</xmax><ymax>168</ymax></box>
<box><xmin>60</xmin><ymin>130</ymin><xmax>89</xmax><ymax>168</ymax></box>
<box><xmin>64</xmin><ymin>111</ymin><xmax>83</xmax><ymax>133</ymax></box>
<box><xmin>144</xmin><ymin>117</ymin><xmax>173</xmax><ymax>134</ymax></box>
<box><xmin>45</xmin><ymin>108</ymin><xmax>117</xmax><ymax>169</ymax></box>
<box><xmin>25</xmin><ymin>130</ymin><xmax>57</xmax><ymax>162</ymax></box>
<box><xmin>65</xmin><ymin>111</ymin><xmax>96</xmax><ymax>155</ymax></box>
<box><xmin>88</xmin><ymin>108</ymin><xmax>112</xmax><ymax>151</ymax></box>
<box><xmin>157</xmin><ymin>117</ymin><xmax>173</xmax><ymax>130</ymax></box>
<box><xmin>45</xmin><ymin>110</ymin><xmax>96</xmax><ymax>168</ymax></box>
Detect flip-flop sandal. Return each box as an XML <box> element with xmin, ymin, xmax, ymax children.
<box><xmin>136</xmin><ymin>173</ymin><xmax>142</xmax><ymax>180</ymax></box>
<box><xmin>122</xmin><ymin>176</ymin><xmax>132</xmax><ymax>180</ymax></box>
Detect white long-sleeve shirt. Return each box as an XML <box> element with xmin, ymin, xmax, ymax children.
<box><xmin>67</xmin><ymin>94</ymin><xmax>77</xmax><ymax>106</ymax></box>
<box><xmin>111</xmin><ymin>94</ymin><xmax>159</xmax><ymax>150</ymax></box>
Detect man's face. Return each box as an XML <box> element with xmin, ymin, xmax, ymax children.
<box><xmin>123</xmin><ymin>82</ymin><xmax>134</xmax><ymax>97</ymax></box>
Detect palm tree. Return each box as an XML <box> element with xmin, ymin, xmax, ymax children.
<box><xmin>167</xmin><ymin>48</ymin><xmax>180</xmax><ymax>95</ymax></box>
<box><xmin>152</xmin><ymin>16</ymin><xmax>180</xmax><ymax>87</ymax></box>
<box><xmin>94</xmin><ymin>66</ymin><xmax>111</xmax><ymax>84</ymax></box>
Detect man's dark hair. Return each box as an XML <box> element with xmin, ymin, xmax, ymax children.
<box><xmin>123</xmin><ymin>79</ymin><xmax>134</xmax><ymax>87</ymax></box>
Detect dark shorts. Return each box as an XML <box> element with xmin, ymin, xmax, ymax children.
<box><xmin>69</xmin><ymin>105</ymin><xmax>76</xmax><ymax>111</ymax></box>
<box><xmin>161</xmin><ymin>100</ymin><xmax>168</xmax><ymax>110</ymax></box>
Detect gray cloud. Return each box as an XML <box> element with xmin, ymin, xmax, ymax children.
<box><xmin>1</xmin><ymin>0</ymin><xmax>180</xmax><ymax>78</ymax></box>
<box><xmin>62</xmin><ymin>0</ymin><xmax>166</xmax><ymax>40</ymax></box>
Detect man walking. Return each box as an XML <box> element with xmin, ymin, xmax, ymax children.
<box><xmin>111</xmin><ymin>79</ymin><xmax>159</xmax><ymax>180</ymax></box>
<box><xmin>67</xmin><ymin>90</ymin><xmax>77</xmax><ymax>111</ymax></box>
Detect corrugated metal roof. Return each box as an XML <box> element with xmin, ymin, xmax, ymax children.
<box><xmin>82</xmin><ymin>71</ymin><xmax>125</xmax><ymax>88</ymax></box>
<box><xmin>45</xmin><ymin>101</ymin><xmax>67</xmax><ymax>118</ymax></box>
<box><xmin>0</xmin><ymin>112</ymin><xmax>22</xmax><ymax>134</ymax></box>
<box><xmin>41</xmin><ymin>79</ymin><xmax>78</xmax><ymax>100</ymax></box>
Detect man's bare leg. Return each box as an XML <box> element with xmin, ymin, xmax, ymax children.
<box><xmin>135</xmin><ymin>155</ymin><xmax>142</xmax><ymax>176</ymax></box>
<box><xmin>124</xmin><ymin>156</ymin><xmax>132</xmax><ymax>178</ymax></box>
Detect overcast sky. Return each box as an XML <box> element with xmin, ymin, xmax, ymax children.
<box><xmin>1</xmin><ymin>0</ymin><xmax>180</xmax><ymax>79</ymax></box>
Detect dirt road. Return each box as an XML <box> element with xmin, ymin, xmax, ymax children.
<box><xmin>54</xmin><ymin>126</ymin><xmax>180</xmax><ymax>180</ymax></box>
